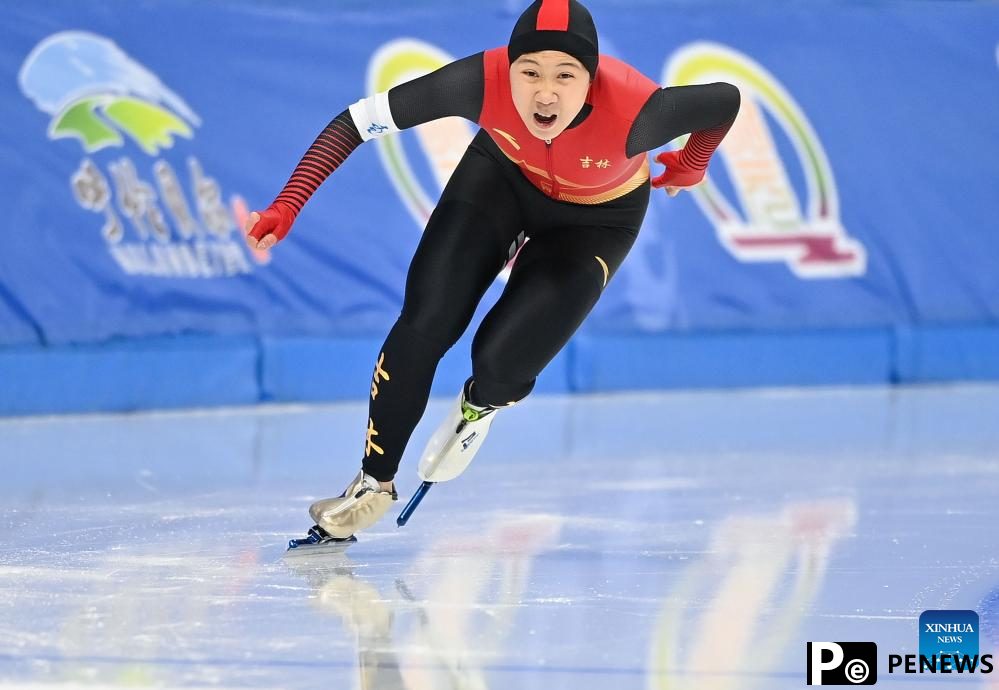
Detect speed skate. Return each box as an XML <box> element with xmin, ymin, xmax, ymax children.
<box><xmin>417</xmin><ymin>382</ymin><xmax>503</xmax><ymax>484</ymax></box>
<box><xmin>285</xmin><ymin>524</ymin><xmax>358</xmax><ymax>556</ymax></box>
<box><xmin>397</xmin><ymin>382</ymin><xmax>508</xmax><ymax>526</ymax></box>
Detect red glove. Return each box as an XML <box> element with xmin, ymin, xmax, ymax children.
<box><xmin>650</xmin><ymin>149</ymin><xmax>705</xmax><ymax>189</ymax></box>
<box><xmin>245</xmin><ymin>201</ymin><xmax>297</xmax><ymax>249</ymax></box>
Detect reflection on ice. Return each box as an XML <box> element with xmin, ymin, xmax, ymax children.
<box><xmin>1</xmin><ymin>384</ymin><xmax>998</xmax><ymax>688</ymax></box>
<box><xmin>648</xmin><ymin>500</ymin><xmax>856</xmax><ymax>690</ymax></box>
<box><xmin>283</xmin><ymin>516</ymin><xmax>561</xmax><ymax>690</ymax></box>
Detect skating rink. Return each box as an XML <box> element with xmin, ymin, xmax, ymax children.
<box><xmin>2</xmin><ymin>384</ymin><xmax>998</xmax><ymax>689</ymax></box>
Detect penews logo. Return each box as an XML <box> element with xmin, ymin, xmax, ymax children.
<box><xmin>19</xmin><ymin>31</ymin><xmax>261</xmax><ymax>277</ymax></box>
<box><xmin>664</xmin><ymin>42</ymin><xmax>866</xmax><ymax>279</ymax></box>
<box><xmin>807</xmin><ymin>642</ymin><xmax>877</xmax><ymax>685</ymax></box>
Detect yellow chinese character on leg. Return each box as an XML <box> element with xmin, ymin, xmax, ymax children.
<box><xmin>370</xmin><ymin>352</ymin><xmax>391</xmax><ymax>400</ymax></box>
<box><xmin>365</xmin><ymin>417</ymin><xmax>385</xmax><ymax>457</ymax></box>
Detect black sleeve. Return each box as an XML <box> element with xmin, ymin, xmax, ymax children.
<box><xmin>387</xmin><ymin>52</ymin><xmax>485</xmax><ymax>129</ymax></box>
<box><xmin>625</xmin><ymin>82</ymin><xmax>741</xmax><ymax>158</ymax></box>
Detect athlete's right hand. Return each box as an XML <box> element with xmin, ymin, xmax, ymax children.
<box><xmin>244</xmin><ymin>202</ymin><xmax>296</xmax><ymax>250</ymax></box>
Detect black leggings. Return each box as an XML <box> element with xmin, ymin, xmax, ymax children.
<box><xmin>361</xmin><ymin>131</ymin><xmax>650</xmax><ymax>481</ymax></box>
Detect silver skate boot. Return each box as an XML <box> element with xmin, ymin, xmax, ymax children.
<box><xmin>307</xmin><ymin>470</ymin><xmax>398</xmax><ymax>539</ymax></box>
<box><xmin>417</xmin><ymin>381</ymin><xmax>508</xmax><ymax>483</ymax></box>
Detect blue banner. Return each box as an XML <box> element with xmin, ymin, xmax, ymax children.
<box><xmin>2</xmin><ymin>0</ymin><xmax>999</xmax><ymax>350</ymax></box>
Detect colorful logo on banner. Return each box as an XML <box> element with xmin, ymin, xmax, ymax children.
<box><xmin>664</xmin><ymin>42</ymin><xmax>866</xmax><ymax>279</ymax></box>
<box><xmin>367</xmin><ymin>39</ymin><xmax>476</xmax><ymax>227</ymax></box>
<box><xmin>18</xmin><ymin>31</ymin><xmax>260</xmax><ymax>278</ymax></box>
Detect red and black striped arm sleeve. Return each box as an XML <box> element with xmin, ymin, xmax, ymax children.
<box><xmin>269</xmin><ymin>53</ymin><xmax>484</xmax><ymax>219</ymax></box>
<box><xmin>273</xmin><ymin>109</ymin><xmax>363</xmax><ymax>217</ymax></box>
<box><xmin>676</xmin><ymin>116</ymin><xmax>735</xmax><ymax>172</ymax></box>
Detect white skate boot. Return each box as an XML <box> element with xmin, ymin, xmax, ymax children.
<box><xmin>306</xmin><ymin>470</ymin><xmax>398</xmax><ymax>539</ymax></box>
<box><xmin>417</xmin><ymin>382</ymin><xmax>506</xmax><ymax>483</ymax></box>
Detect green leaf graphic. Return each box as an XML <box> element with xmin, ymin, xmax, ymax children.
<box><xmin>50</xmin><ymin>96</ymin><xmax>123</xmax><ymax>151</ymax></box>
<box><xmin>103</xmin><ymin>97</ymin><xmax>193</xmax><ymax>155</ymax></box>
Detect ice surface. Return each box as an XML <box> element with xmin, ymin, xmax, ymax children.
<box><xmin>2</xmin><ymin>385</ymin><xmax>998</xmax><ymax>688</ymax></box>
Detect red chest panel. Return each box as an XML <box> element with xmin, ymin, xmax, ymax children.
<box><xmin>479</xmin><ymin>47</ymin><xmax>658</xmax><ymax>204</ymax></box>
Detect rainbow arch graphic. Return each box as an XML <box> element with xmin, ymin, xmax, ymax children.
<box><xmin>664</xmin><ymin>42</ymin><xmax>866</xmax><ymax>279</ymax></box>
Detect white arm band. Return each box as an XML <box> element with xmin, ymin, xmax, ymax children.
<box><xmin>348</xmin><ymin>92</ymin><xmax>400</xmax><ymax>142</ymax></box>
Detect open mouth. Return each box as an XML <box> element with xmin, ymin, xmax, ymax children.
<box><xmin>533</xmin><ymin>113</ymin><xmax>557</xmax><ymax>128</ymax></box>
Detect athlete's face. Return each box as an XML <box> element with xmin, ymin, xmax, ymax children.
<box><xmin>510</xmin><ymin>51</ymin><xmax>590</xmax><ymax>141</ymax></box>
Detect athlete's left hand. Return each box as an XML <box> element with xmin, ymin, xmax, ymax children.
<box><xmin>651</xmin><ymin>150</ymin><xmax>704</xmax><ymax>197</ymax></box>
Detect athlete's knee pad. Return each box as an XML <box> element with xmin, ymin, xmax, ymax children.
<box><xmin>397</xmin><ymin>305</ymin><xmax>467</xmax><ymax>356</ymax></box>
<box><xmin>465</xmin><ymin>371</ymin><xmax>535</xmax><ymax>409</ymax></box>
<box><xmin>389</xmin><ymin>317</ymin><xmax>452</xmax><ymax>362</ymax></box>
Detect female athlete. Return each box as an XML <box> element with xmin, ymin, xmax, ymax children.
<box><xmin>245</xmin><ymin>0</ymin><xmax>741</xmax><ymax>543</ymax></box>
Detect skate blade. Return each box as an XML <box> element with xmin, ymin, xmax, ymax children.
<box><xmin>284</xmin><ymin>534</ymin><xmax>357</xmax><ymax>556</ymax></box>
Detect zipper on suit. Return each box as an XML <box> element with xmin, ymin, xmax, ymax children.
<box><xmin>545</xmin><ymin>139</ymin><xmax>559</xmax><ymax>198</ymax></box>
